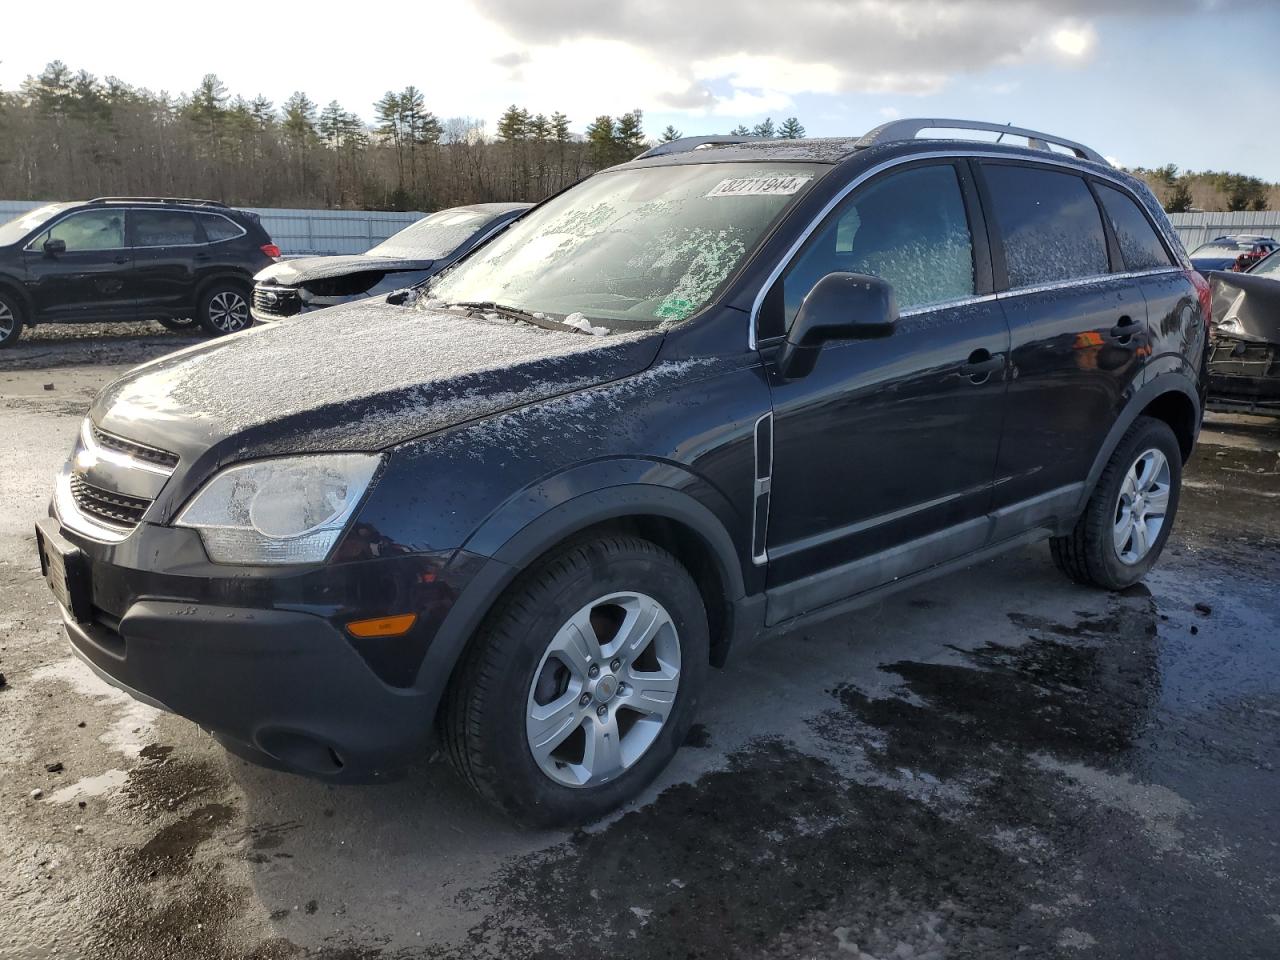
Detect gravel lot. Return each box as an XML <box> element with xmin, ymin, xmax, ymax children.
<box><xmin>2</xmin><ymin>324</ymin><xmax>1278</xmax><ymax>960</ymax></box>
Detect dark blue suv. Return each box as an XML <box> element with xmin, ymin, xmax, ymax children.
<box><xmin>0</xmin><ymin>197</ymin><xmax>278</xmax><ymax>347</ymax></box>
<box><xmin>35</xmin><ymin>120</ymin><xmax>1209</xmax><ymax>824</ymax></box>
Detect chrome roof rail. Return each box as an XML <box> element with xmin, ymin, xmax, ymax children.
<box><xmin>855</xmin><ymin>118</ymin><xmax>1108</xmax><ymax>165</ymax></box>
<box><xmin>634</xmin><ymin>136</ymin><xmax>762</xmax><ymax>160</ymax></box>
<box><xmin>88</xmin><ymin>196</ymin><xmax>230</xmax><ymax>208</ymax></box>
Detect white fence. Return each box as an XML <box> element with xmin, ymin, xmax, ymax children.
<box><xmin>0</xmin><ymin>200</ymin><xmax>424</xmax><ymax>256</ymax></box>
<box><xmin>2</xmin><ymin>199</ymin><xmax>1278</xmax><ymax>257</ymax></box>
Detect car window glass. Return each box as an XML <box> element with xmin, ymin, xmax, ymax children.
<box><xmin>44</xmin><ymin>210</ymin><xmax>125</xmax><ymax>251</ymax></box>
<box><xmin>984</xmin><ymin>164</ymin><xmax>1108</xmax><ymax>288</ymax></box>
<box><xmin>199</xmin><ymin>214</ymin><xmax>243</xmax><ymax>242</ymax></box>
<box><xmin>1095</xmin><ymin>184</ymin><xmax>1173</xmax><ymax>271</ymax></box>
<box><xmin>781</xmin><ymin>163</ymin><xmax>975</xmax><ymax>325</ymax></box>
<box><xmin>133</xmin><ymin>210</ymin><xmax>200</xmax><ymax>246</ymax></box>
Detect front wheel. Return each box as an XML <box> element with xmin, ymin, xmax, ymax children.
<box><xmin>441</xmin><ymin>535</ymin><xmax>709</xmax><ymax>826</ymax></box>
<box><xmin>197</xmin><ymin>282</ymin><xmax>252</xmax><ymax>336</ymax></box>
<box><xmin>1050</xmin><ymin>416</ymin><xmax>1183</xmax><ymax>589</ymax></box>
<box><xmin>0</xmin><ymin>291</ymin><xmax>24</xmax><ymax>348</ymax></box>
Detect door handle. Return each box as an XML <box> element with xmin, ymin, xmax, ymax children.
<box><xmin>959</xmin><ymin>349</ymin><xmax>1005</xmax><ymax>383</ymax></box>
<box><xmin>1109</xmin><ymin>315</ymin><xmax>1138</xmax><ymax>344</ymax></box>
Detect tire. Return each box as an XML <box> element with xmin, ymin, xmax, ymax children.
<box><xmin>1050</xmin><ymin>416</ymin><xmax>1182</xmax><ymax>590</ymax></box>
<box><xmin>196</xmin><ymin>281</ymin><xmax>253</xmax><ymax>336</ymax></box>
<box><xmin>157</xmin><ymin>316</ymin><xmax>200</xmax><ymax>332</ymax></box>
<box><xmin>441</xmin><ymin>534</ymin><xmax>709</xmax><ymax>826</ymax></box>
<box><xmin>0</xmin><ymin>290</ymin><xmax>24</xmax><ymax>348</ymax></box>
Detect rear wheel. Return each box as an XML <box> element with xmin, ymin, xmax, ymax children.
<box><xmin>0</xmin><ymin>291</ymin><xmax>24</xmax><ymax>348</ymax></box>
<box><xmin>1050</xmin><ymin>416</ymin><xmax>1182</xmax><ymax>589</ymax></box>
<box><xmin>441</xmin><ymin>535</ymin><xmax>709</xmax><ymax>826</ymax></box>
<box><xmin>197</xmin><ymin>282</ymin><xmax>252</xmax><ymax>336</ymax></box>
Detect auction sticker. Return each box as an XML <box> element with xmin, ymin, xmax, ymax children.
<box><xmin>706</xmin><ymin>175</ymin><xmax>813</xmax><ymax>198</ymax></box>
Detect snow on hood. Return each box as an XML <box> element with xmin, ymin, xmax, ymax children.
<box><xmin>93</xmin><ymin>298</ymin><xmax>663</xmax><ymax>464</ymax></box>
<box><xmin>255</xmin><ymin>255</ymin><xmax>434</xmax><ymax>286</ymax></box>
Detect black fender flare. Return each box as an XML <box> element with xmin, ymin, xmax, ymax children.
<box><xmin>412</xmin><ymin>458</ymin><xmax>748</xmax><ymax>706</ymax></box>
<box><xmin>1073</xmin><ymin>370</ymin><xmax>1201</xmax><ymax>517</ymax></box>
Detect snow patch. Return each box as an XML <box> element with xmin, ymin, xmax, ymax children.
<box><xmin>47</xmin><ymin>769</ymin><xmax>130</xmax><ymax>804</ymax></box>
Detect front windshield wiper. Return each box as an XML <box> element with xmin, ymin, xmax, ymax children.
<box><xmin>450</xmin><ymin>301</ymin><xmax>597</xmax><ymax>335</ymax></box>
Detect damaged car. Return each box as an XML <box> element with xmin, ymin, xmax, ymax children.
<box><xmin>1189</xmin><ymin>234</ymin><xmax>1278</xmax><ymax>274</ymax></box>
<box><xmin>37</xmin><ymin>119</ymin><xmax>1208</xmax><ymax>826</ymax></box>
<box><xmin>1207</xmin><ymin>249</ymin><xmax>1280</xmax><ymax>413</ymax></box>
<box><xmin>250</xmin><ymin>203</ymin><xmax>529</xmax><ymax>322</ymax></box>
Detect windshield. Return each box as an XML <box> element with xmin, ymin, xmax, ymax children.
<box><xmin>1193</xmin><ymin>241</ymin><xmax>1254</xmax><ymax>257</ymax></box>
<box><xmin>368</xmin><ymin>209</ymin><xmax>491</xmax><ymax>260</ymax></box>
<box><xmin>1250</xmin><ymin>249</ymin><xmax>1280</xmax><ymax>279</ymax></box>
<box><xmin>428</xmin><ymin>162</ymin><xmax>826</xmax><ymax>326</ymax></box>
<box><xmin>0</xmin><ymin>204</ymin><xmax>69</xmax><ymax>247</ymax></box>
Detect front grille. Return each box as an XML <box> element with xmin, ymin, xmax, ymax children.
<box><xmin>91</xmin><ymin>424</ymin><xmax>179</xmax><ymax>469</ymax></box>
<box><xmin>69</xmin><ymin>474</ymin><xmax>153</xmax><ymax>530</ymax></box>
<box><xmin>253</xmin><ymin>286</ymin><xmax>302</xmax><ymax>318</ymax></box>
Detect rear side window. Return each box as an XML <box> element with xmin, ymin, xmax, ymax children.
<box><xmin>782</xmin><ymin>163</ymin><xmax>975</xmax><ymax>323</ymax></box>
<box><xmin>983</xmin><ymin>164</ymin><xmax>1108</xmax><ymax>288</ymax></box>
<box><xmin>132</xmin><ymin>210</ymin><xmax>200</xmax><ymax>246</ymax></box>
<box><xmin>199</xmin><ymin>214</ymin><xmax>244</xmax><ymax>242</ymax></box>
<box><xmin>1095</xmin><ymin>184</ymin><xmax>1173</xmax><ymax>271</ymax></box>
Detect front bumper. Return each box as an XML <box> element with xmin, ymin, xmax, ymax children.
<box><xmin>62</xmin><ymin>598</ymin><xmax>431</xmax><ymax>780</ymax></box>
<box><xmin>38</xmin><ymin>514</ymin><xmax>489</xmax><ymax>781</ymax></box>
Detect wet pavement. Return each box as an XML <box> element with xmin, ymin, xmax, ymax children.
<box><xmin>2</xmin><ymin>326</ymin><xmax>1278</xmax><ymax>959</ymax></box>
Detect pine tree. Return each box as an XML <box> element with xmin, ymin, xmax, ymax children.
<box><xmin>728</xmin><ymin>124</ymin><xmax>750</xmax><ymax>136</ymax></box>
<box><xmin>550</xmin><ymin>112</ymin><xmax>571</xmax><ymax>143</ymax></box>
<box><xmin>751</xmin><ymin>117</ymin><xmax>775</xmax><ymax>138</ymax></box>
<box><xmin>615</xmin><ymin>109</ymin><xmax>645</xmax><ymax>158</ymax></box>
<box><xmin>586</xmin><ymin>115</ymin><xmax>616</xmax><ymax>167</ymax></box>
<box><xmin>778</xmin><ymin>117</ymin><xmax>805</xmax><ymax>139</ymax></box>
<box><xmin>496</xmin><ymin>104</ymin><xmax>531</xmax><ymax>141</ymax></box>
<box><xmin>1165</xmin><ymin>182</ymin><xmax>1193</xmax><ymax>213</ymax></box>
<box><xmin>659</xmin><ymin>125</ymin><xmax>682</xmax><ymax>142</ymax></box>
<box><xmin>281</xmin><ymin>92</ymin><xmax>318</xmax><ymax>142</ymax></box>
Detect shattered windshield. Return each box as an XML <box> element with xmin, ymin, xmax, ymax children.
<box><xmin>428</xmin><ymin>163</ymin><xmax>825</xmax><ymax>326</ymax></box>
<box><xmin>368</xmin><ymin>209</ymin><xmax>490</xmax><ymax>260</ymax></box>
<box><xmin>0</xmin><ymin>204</ymin><xmax>68</xmax><ymax>247</ymax></box>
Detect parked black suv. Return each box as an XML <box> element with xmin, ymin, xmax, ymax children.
<box><xmin>0</xmin><ymin>197</ymin><xmax>278</xmax><ymax>347</ymax></box>
<box><xmin>36</xmin><ymin>120</ymin><xmax>1209</xmax><ymax>825</ymax></box>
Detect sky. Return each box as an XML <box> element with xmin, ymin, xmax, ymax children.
<box><xmin>3</xmin><ymin>0</ymin><xmax>1279</xmax><ymax>179</ymax></box>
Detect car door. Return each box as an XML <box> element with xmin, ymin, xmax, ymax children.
<box><xmin>760</xmin><ymin>160</ymin><xmax>1011</xmax><ymax>624</ymax></box>
<box><xmin>977</xmin><ymin>161</ymin><xmax>1148</xmax><ymax>535</ymax></box>
<box><xmin>128</xmin><ymin>209</ymin><xmax>202</xmax><ymax>316</ymax></box>
<box><xmin>22</xmin><ymin>209</ymin><xmax>133</xmax><ymax>320</ymax></box>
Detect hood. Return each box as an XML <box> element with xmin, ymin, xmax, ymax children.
<box><xmin>92</xmin><ymin>298</ymin><xmax>664</xmax><ymax>471</ymax></box>
<box><xmin>1209</xmin><ymin>270</ymin><xmax>1280</xmax><ymax>344</ymax></box>
<box><xmin>255</xmin><ymin>254</ymin><xmax>434</xmax><ymax>286</ymax></box>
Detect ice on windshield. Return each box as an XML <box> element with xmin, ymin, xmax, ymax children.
<box><xmin>0</xmin><ymin>204</ymin><xmax>68</xmax><ymax>247</ymax></box>
<box><xmin>426</xmin><ymin>162</ymin><xmax>826</xmax><ymax>326</ymax></box>
<box><xmin>367</xmin><ymin>209</ymin><xmax>489</xmax><ymax>260</ymax></box>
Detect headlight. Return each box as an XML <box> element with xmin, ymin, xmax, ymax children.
<box><xmin>176</xmin><ymin>454</ymin><xmax>382</xmax><ymax>564</ymax></box>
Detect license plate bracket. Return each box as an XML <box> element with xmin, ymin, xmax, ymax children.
<box><xmin>35</xmin><ymin>519</ymin><xmax>93</xmax><ymax>623</ymax></box>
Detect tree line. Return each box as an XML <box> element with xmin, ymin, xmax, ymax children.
<box><xmin>0</xmin><ymin>62</ymin><xmax>810</xmax><ymax>212</ymax></box>
<box><xmin>1</xmin><ymin>63</ymin><xmax>1273</xmax><ymax>214</ymax></box>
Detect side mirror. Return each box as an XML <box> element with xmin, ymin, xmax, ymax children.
<box><xmin>776</xmin><ymin>272</ymin><xmax>897</xmax><ymax>379</ymax></box>
<box><xmin>43</xmin><ymin>238</ymin><xmax>67</xmax><ymax>256</ymax></box>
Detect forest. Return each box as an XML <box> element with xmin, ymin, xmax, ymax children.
<box><xmin>0</xmin><ymin>62</ymin><xmax>1274</xmax><ymax>214</ymax></box>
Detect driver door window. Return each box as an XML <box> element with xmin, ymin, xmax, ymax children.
<box><xmin>41</xmin><ymin>210</ymin><xmax>126</xmax><ymax>251</ymax></box>
<box><xmin>781</xmin><ymin>163</ymin><xmax>976</xmax><ymax>327</ymax></box>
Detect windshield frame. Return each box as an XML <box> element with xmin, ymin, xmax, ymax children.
<box><xmin>421</xmin><ymin>161</ymin><xmax>831</xmax><ymax>330</ymax></box>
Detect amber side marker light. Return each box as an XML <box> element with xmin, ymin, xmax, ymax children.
<box><xmin>346</xmin><ymin>613</ymin><xmax>418</xmax><ymax>638</ymax></box>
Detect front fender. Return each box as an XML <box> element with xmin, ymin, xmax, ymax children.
<box><xmin>411</xmin><ymin>461</ymin><xmax>751</xmax><ymax>707</ymax></box>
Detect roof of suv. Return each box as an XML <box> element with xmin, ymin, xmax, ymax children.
<box><xmin>624</xmin><ymin>118</ymin><xmax>1113</xmax><ymax>174</ymax></box>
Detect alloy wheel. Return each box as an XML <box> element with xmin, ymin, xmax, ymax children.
<box><xmin>525</xmin><ymin>591</ymin><xmax>681</xmax><ymax>789</ymax></box>
<box><xmin>0</xmin><ymin>300</ymin><xmax>14</xmax><ymax>339</ymax></box>
<box><xmin>208</xmin><ymin>290</ymin><xmax>250</xmax><ymax>333</ymax></box>
<box><xmin>1114</xmin><ymin>447</ymin><xmax>1171</xmax><ymax>565</ymax></box>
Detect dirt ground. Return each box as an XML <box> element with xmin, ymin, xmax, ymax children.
<box><xmin>2</xmin><ymin>323</ymin><xmax>1278</xmax><ymax>960</ymax></box>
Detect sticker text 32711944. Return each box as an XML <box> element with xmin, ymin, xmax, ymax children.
<box><xmin>705</xmin><ymin>175</ymin><xmax>813</xmax><ymax>198</ymax></box>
